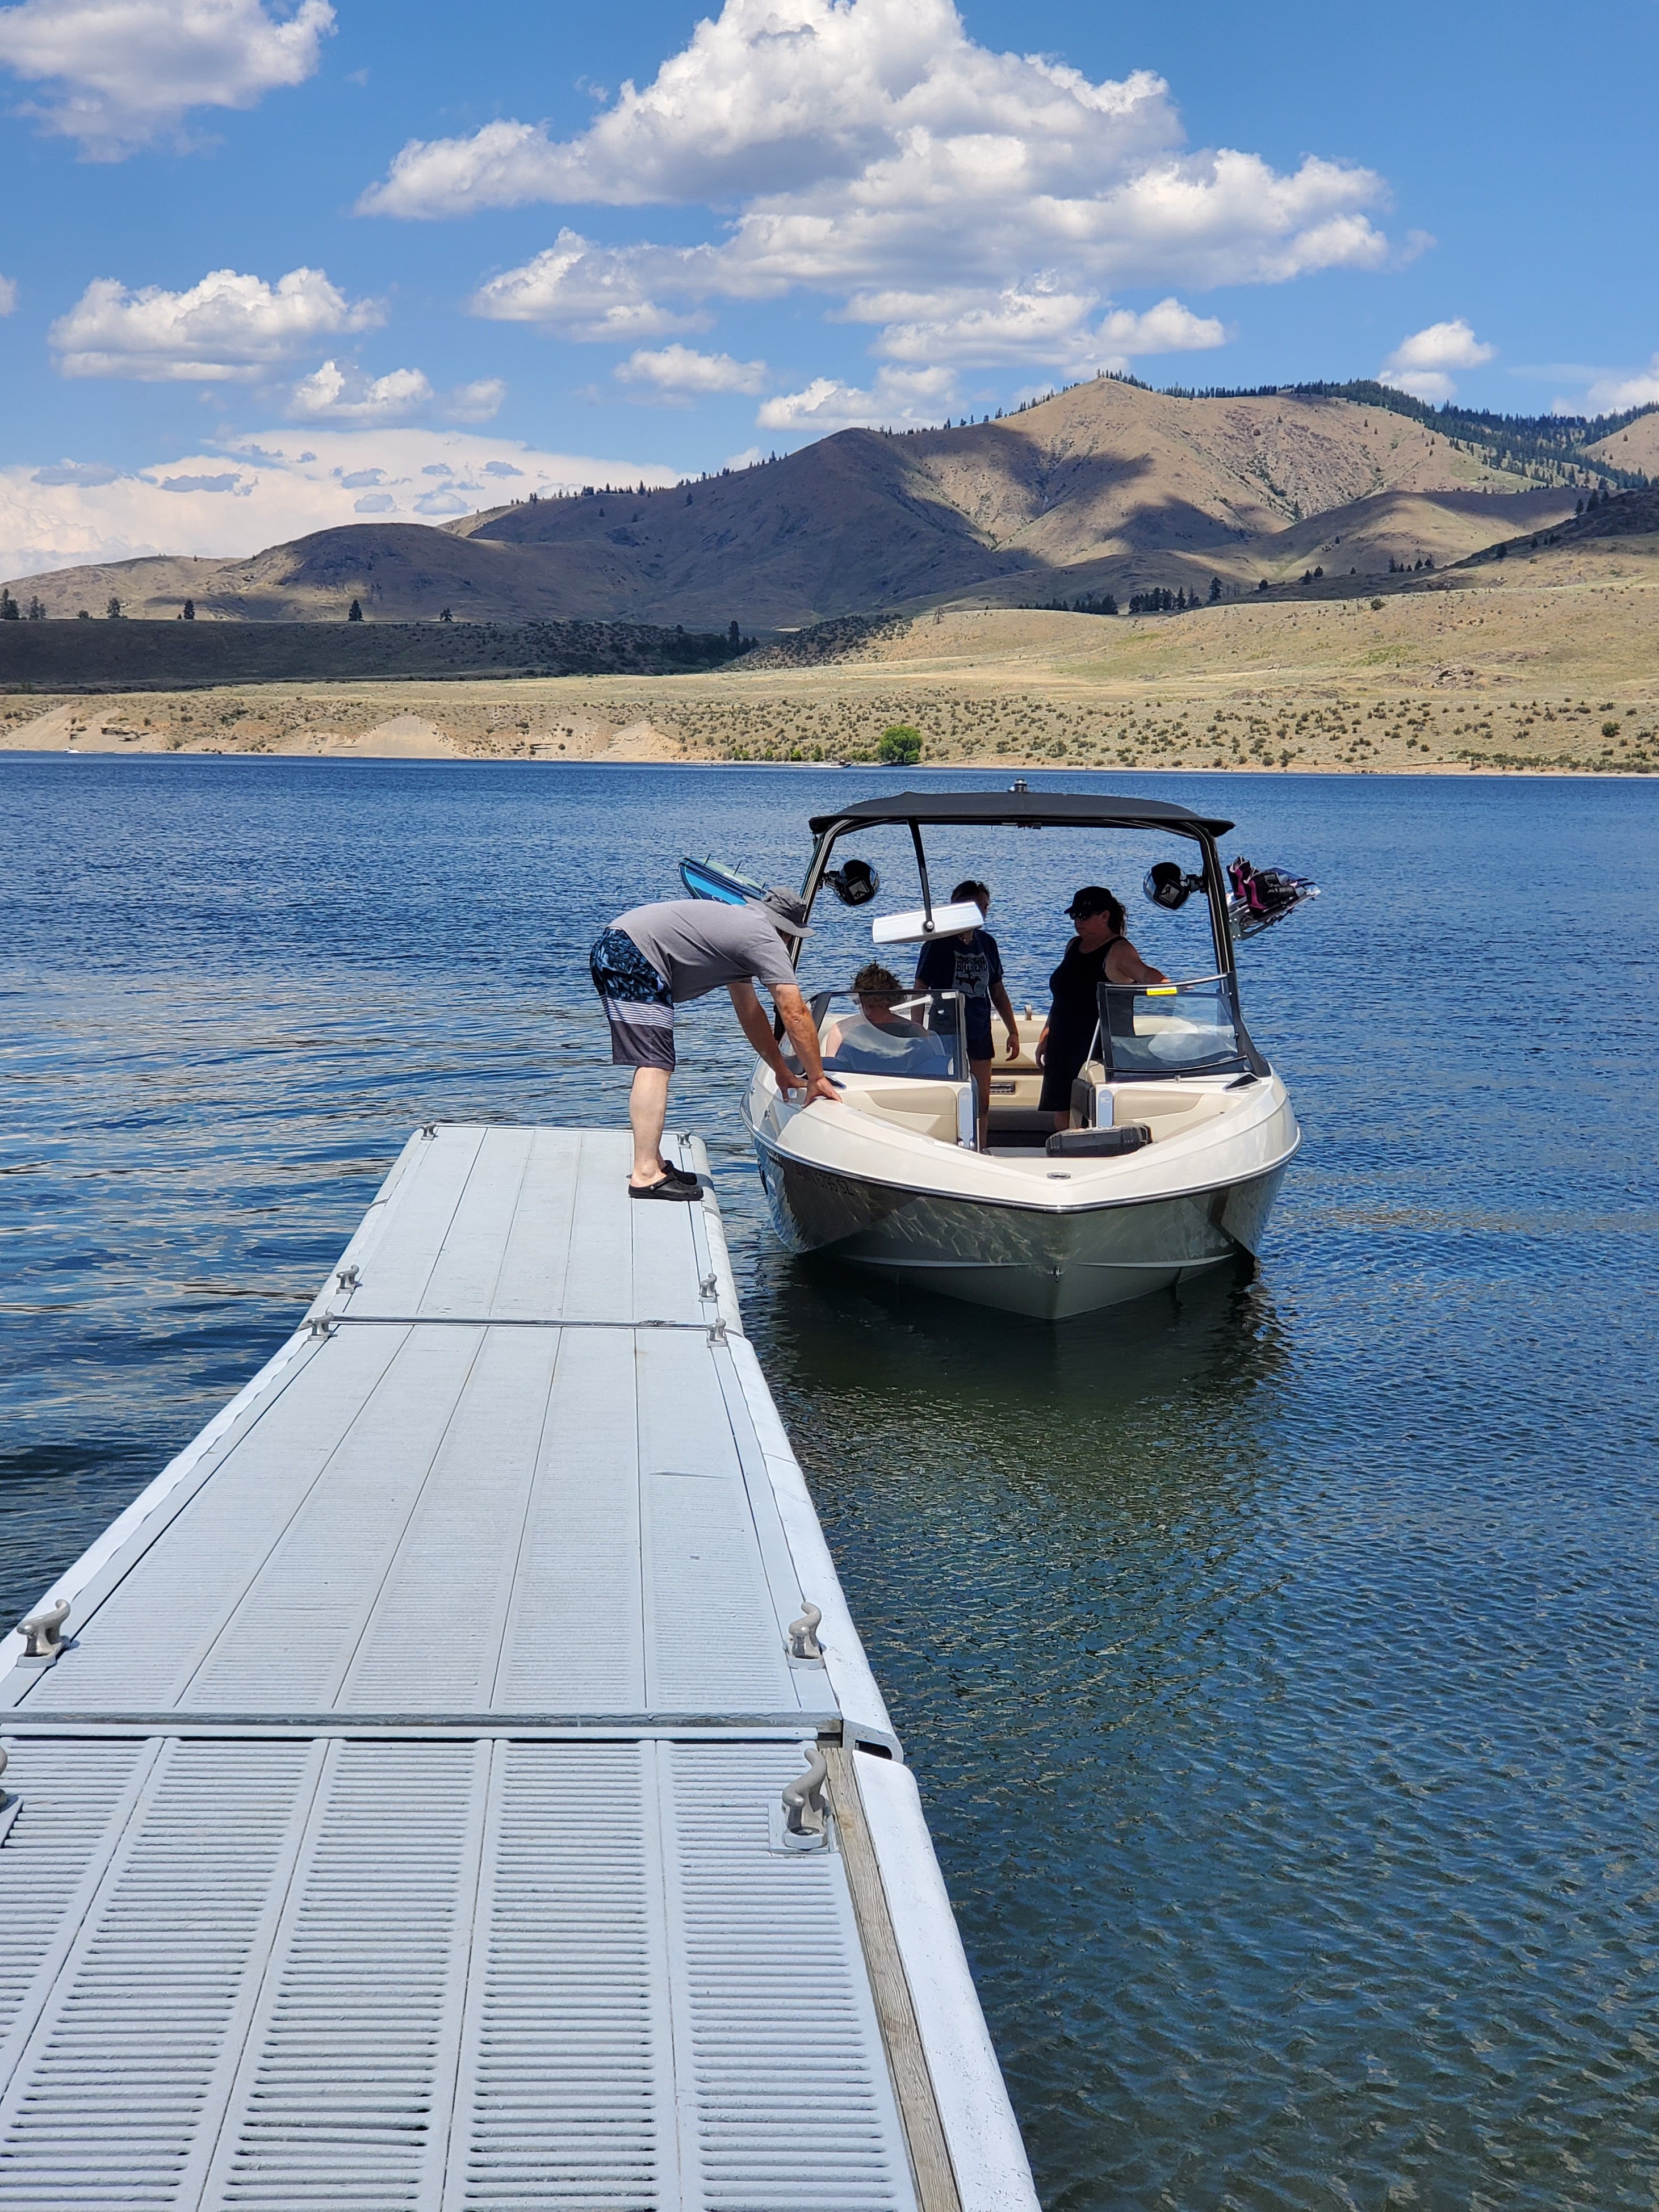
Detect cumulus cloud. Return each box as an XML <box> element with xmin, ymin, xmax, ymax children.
<box><xmin>615</xmin><ymin>343</ymin><xmax>767</xmax><ymax>398</ymax></box>
<box><xmin>1581</xmin><ymin>354</ymin><xmax>1659</xmax><ymax>414</ymax></box>
<box><xmin>286</xmin><ymin>360</ymin><xmax>507</xmax><ymax>424</ymax></box>
<box><xmin>1379</xmin><ymin>317</ymin><xmax>1494</xmax><ymax>404</ymax></box>
<box><xmin>0</xmin><ymin>426</ymin><xmax>686</xmax><ymax>580</ymax></box>
<box><xmin>757</xmin><ymin>364</ymin><xmax>952</xmax><ymax>434</ymax></box>
<box><xmin>875</xmin><ymin>286</ymin><xmax>1224</xmax><ymax>373</ymax></box>
<box><xmin>51</xmin><ymin>265</ymin><xmax>379</xmax><ymax>380</ymax></box>
<box><xmin>374</xmin><ymin>0</ymin><xmax>1392</xmax><ymax>389</ymax></box>
<box><xmin>0</xmin><ymin>0</ymin><xmax>335</xmax><ymax>158</ymax></box>
<box><xmin>446</xmin><ymin>376</ymin><xmax>506</xmax><ymax>422</ymax></box>
<box><xmin>287</xmin><ymin>359</ymin><xmax>434</xmax><ymax>421</ymax></box>
<box><xmin>471</xmin><ymin>230</ymin><xmax>714</xmax><ymax>341</ymax></box>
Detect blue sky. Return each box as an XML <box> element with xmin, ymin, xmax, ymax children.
<box><xmin>1</xmin><ymin>0</ymin><xmax>1654</xmax><ymax>576</ymax></box>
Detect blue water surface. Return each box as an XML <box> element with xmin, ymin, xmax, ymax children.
<box><xmin>2</xmin><ymin>756</ymin><xmax>1656</xmax><ymax>2210</ymax></box>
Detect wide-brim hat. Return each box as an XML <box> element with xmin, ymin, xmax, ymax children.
<box><xmin>751</xmin><ymin>884</ymin><xmax>814</xmax><ymax>935</ymax></box>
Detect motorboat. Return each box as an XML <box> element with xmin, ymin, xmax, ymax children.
<box><xmin>736</xmin><ymin>790</ymin><xmax>1308</xmax><ymax>1320</ymax></box>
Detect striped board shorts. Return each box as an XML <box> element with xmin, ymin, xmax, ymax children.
<box><xmin>589</xmin><ymin>926</ymin><xmax>676</xmax><ymax>1070</ymax></box>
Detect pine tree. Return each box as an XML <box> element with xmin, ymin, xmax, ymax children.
<box><xmin>347</xmin><ymin>599</ymin><xmax>363</xmax><ymax>622</ymax></box>
<box><xmin>0</xmin><ymin>589</ymin><xmax>18</xmax><ymax>620</ymax></box>
<box><xmin>106</xmin><ymin>596</ymin><xmax>122</xmax><ymax>619</ymax></box>
<box><xmin>182</xmin><ymin>599</ymin><xmax>195</xmax><ymax>620</ymax></box>
<box><xmin>26</xmin><ymin>596</ymin><xmax>44</xmax><ymax>620</ymax></box>
<box><xmin>1209</xmin><ymin>576</ymin><xmax>1222</xmax><ymax>602</ymax></box>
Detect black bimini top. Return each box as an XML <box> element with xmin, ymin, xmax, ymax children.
<box><xmin>807</xmin><ymin>788</ymin><xmax>1233</xmax><ymax>838</ymax></box>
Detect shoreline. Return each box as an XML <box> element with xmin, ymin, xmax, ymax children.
<box><xmin>5</xmin><ymin>747</ymin><xmax>1652</xmax><ymax>780</ymax></box>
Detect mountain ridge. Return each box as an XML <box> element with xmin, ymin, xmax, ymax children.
<box><xmin>9</xmin><ymin>378</ymin><xmax>1653</xmax><ymax>634</ymax></box>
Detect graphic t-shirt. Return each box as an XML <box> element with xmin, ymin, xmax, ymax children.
<box><xmin>914</xmin><ymin>927</ymin><xmax>1003</xmax><ymax>1056</ymax></box>
<box><xmin>615</xmin><ymin>900</ymin><xmax>798</xmax><ymax>1004</ymax></box>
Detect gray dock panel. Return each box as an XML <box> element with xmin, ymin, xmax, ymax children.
<box><xmin>0</xmin><ymin>1736</ymin><xmax>916</xmax><ymax>2210</ymax></box>
<box><xmin>2</xmin><ymin>1124</ymin><xmax>1035</xmax><ymax>2211</ymax></box>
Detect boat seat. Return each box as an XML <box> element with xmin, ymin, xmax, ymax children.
<box><xmin>837</xmin><ymin>1078</ymin><xmax>963</xmax><ymax>1145</ymax></box>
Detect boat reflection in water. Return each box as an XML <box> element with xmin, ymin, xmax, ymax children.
<box><xmin>738</xmin><ymin>790</ymin><xmax>1308</xmax><ymax>1320</ymax></box>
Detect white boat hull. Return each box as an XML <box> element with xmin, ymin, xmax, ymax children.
<box><xmin>744</xmin><ymin>1067</ymin><xmax>1299</xmax><ymax>1320</ymax></box>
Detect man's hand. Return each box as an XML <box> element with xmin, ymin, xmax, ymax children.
<box><xmin>1034</xmin><ymin>1026</ymin><xmax>1049</xmax><ymax>1069</ymax></box>
<box><xmin>1004</xmin><ymin>1027</ymin><xmax>1021</xmax><ymax>1061</ymax></box>
<box><xmin>769</xmin><ymin>981</ymin><xmax>841</xmax><ymax>1105</ymax></box>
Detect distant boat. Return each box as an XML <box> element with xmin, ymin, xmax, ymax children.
<box><xmin>680</xmin><ymin>855</ymin><xmax>769</xmax><ymax>906</ymax></box>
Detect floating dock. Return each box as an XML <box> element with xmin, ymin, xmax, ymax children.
<box><xmin>0</xmin><ymin>1123</ymin><xmax>1037</xmax><ymax>2210</ymax></box>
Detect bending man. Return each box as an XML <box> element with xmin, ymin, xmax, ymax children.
<box><xmin>590</xmin><ymin>887</ymin><xmax>840</xmax><ymax>1200</ymax></box>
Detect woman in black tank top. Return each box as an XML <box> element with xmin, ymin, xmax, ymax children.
<box><xmin>1035</xmin><ymin>885</ymin><xmax>1167</xmax><ymax>1119</ymax></box>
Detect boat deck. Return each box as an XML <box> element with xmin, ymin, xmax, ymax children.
<box><xmin>1</xmin><ymin>1124</ymin><xmax>1035</xmax><ymax>2210</ymax></box>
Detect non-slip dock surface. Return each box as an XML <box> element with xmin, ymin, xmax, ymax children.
<box><xmin>0</xmin><ymin>1124</ymin><xmax>1036</xmax><ymax>2212</ymax></box>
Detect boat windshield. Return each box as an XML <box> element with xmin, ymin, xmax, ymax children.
<box><xmin>804</xmin><ymin>988</ymin><xmax>969</xmax><ymax>1081</ymax></box>
<box><xmin>1096</xmin><ymin>975</ymin><xmax>1252</xmax><ymax>1078</ymax></box>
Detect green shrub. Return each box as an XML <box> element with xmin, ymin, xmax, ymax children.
<box><xmin>878</xmin><ymin>724</ymin><xmax>923</xmax><ymax>765</ymax></box>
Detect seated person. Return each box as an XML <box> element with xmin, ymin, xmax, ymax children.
<box><xmin>822</xmin><ymin>962</ymin><xmax>952</xmax><ymax>1077</ymax></box>
<box><xmin>913</xmin><ymin>878</ymin><xmax>1020</xmax><ymax>1150</ymax></box>
<box><xmin>1035</xmin><ymin>885</ymin><xmax>1167</xmax><ymax>1126</ymax></box>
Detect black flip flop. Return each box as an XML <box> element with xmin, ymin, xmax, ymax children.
<box><xmin>629</xmin><ymin>1176</ymin><xmax>702</xmax><ymax>1202</ymax></box>
<box><xmin>658</xmin><ymin>1157</ymin><xmax>699</xmax><ymax>1186</ymax></box>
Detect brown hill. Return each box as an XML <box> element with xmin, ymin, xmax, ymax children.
<box><xmin>3</xmin><ymin>379</ymin><xmax>1594</xmax><ymax>633</ymax></box>
<box><xmin>1586</xmin><ymin>413</ymin><xmax>1659</xmax><ymax>478</ymax></box>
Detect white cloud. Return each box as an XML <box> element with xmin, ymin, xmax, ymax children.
<box><xmin>0</xmin><ymin>0</ymin><xmax>335</xmax><ymax>158</ymax></box>
<box><xmin>470</xmin><ymin>230</ymin><xmax>713</xmax><ymax>341</ymax></box>
<box><xmin>376</xmin><ymin>0</ymin><xmax>1392</xmax><ymax>388</ymax></box>
<box><xmin>446</xmin><ymin>376</ymin><xmax>506</xmax><ymax>422</ymax></box>
<box><xmin>756</xmin><ymin>364</ymin><xmax>952</xmax><ymax>434</ymax></box>
<box><xmin>1379</xmin><ymin>317</ymin><xmax>1494</xmax><ymax>404</ymax></box>
<box><xmin>0</xmin><ymin>275</ymin><xmax>15</xmax><ymax>314</ymax></box>
<box><xmin>1581</xmin><ymin>355</ymin><xmax>1659</xmax><ymax>414</ymax></box>
<box><xmin>51</xmin><ymin>265</ymin><xmax>379</xmax><ymax>380</ymax></box>
<box><xmin>615</xmin><ymin>343</ymin><xmax>766</xmax><ymax>397</ymax></box>
<box><xmin>285</xmin><ymin>360</ymin><xmax>508</xmax><ymax>424</ymax></box>
<box><xmin>875</xmin><ymin>286</ymin><xmax>1224</xmax><ymax>373</ymax></box>
<box><xmin>0</xmin><ymin>426</ymin><xmax>686</xmax><ymax>580</ymax></box>
<box><xmin>287</xmin><ymin>359</ymin><xmax>434</xmax><ymax>421</ymax></box>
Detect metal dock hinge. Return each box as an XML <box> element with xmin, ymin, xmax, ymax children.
<box><xmin>781</xmin><ymin>1744</ymin><xmax>830</xmax><ymax>1844</ymax></box>
<box><xmin>787</xmin><ymin>1602</ymin><xmax>824</xmax><ymax>1661</ymax></box>
<box><xmin>17</xmin><ymin>1599</ymin><xmax>70</xmax><ymax>1663</ymax></box>
<box><xmin>336</xmin><ymin>1264</ymin><xmax>359</xmax><ymax>1292</ymax></box>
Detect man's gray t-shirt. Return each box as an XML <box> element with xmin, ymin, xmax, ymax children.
<box><xmin>617</xmin><ymin>900</ymin><xmax>798</xmax><ymax>1004</ymax></box>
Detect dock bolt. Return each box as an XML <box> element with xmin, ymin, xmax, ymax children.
<box><xmin>782</xmin><ymin>1744</ymin><xmax>829</xmax><ymax>1839</ymax></box>
<box><xmin>307</xmin><ymin>1316</ymin><xmax>334</xmax><ymax>1341</ymax></box>
<box><xmin>420</xmin><ymin>1123</ymin><xmax>438</xmax><ymax>1140</ymax></box>
<box><xmin>787</xmin><ymin>1602</ymin><xmax>824</xmax><ymax>1661</ymax></box>
<box><xmin>336</xmin><ymin>1264</ymin><xmax>359</xmax><ymax>1292</ymax></box>
<box><xmin>18</xmin><ymin>1599</ymin><xmax>70</xmax><ymax>1662</ymax></box>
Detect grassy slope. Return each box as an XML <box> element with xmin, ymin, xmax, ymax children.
<box><xmin>7</xmin><ymin>529</ymin><xmax>1653</xmax><ymax>774</ymax></box>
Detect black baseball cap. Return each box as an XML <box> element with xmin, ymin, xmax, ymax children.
<box><xmin>1065</xmin><ymin>885</ymin><xmax>1115</xmax><ymax>918</ymax></box>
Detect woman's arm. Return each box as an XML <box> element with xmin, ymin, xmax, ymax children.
<box><xmin>1105</xmin><ymin>939</ymin><xmax>1168</xmax><ymax>988</ymax></box>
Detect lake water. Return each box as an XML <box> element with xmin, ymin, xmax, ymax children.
<box><xmin>3</xmin><ymin>756</ymin><xmax>1656</xmax><ymax>2210</ymax></box>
